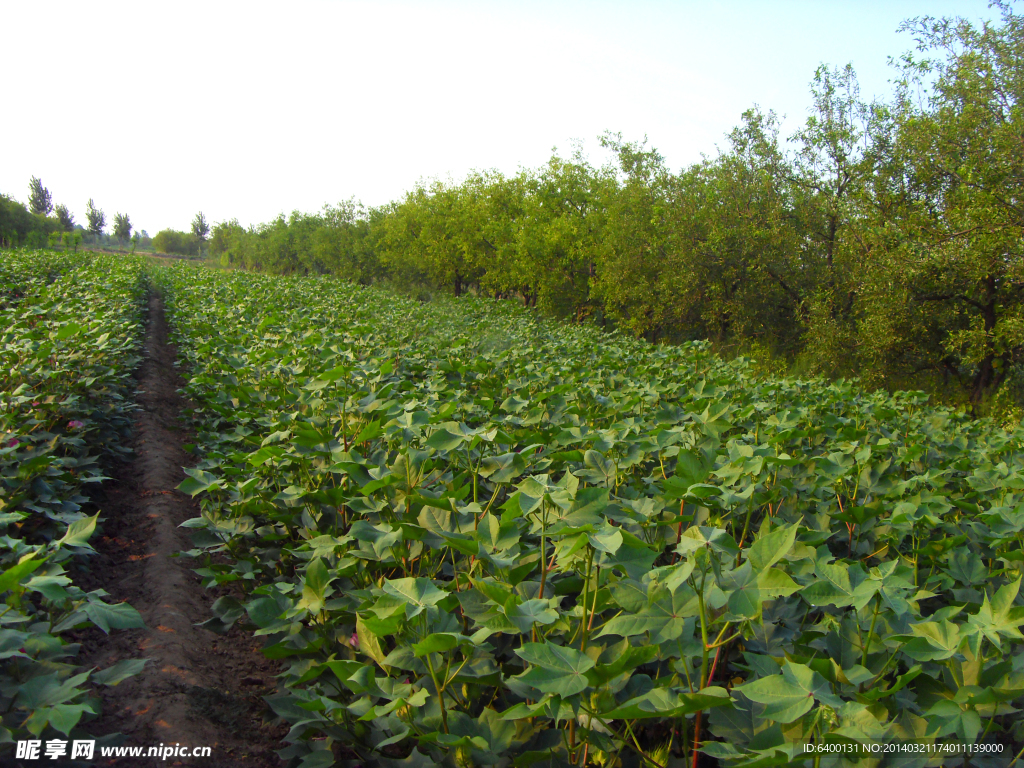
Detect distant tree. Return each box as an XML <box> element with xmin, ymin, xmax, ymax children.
<box><xmin>153</xmin><ymin>228</ymin><xmax>199</xmax><ymax>256</ymax></box>
<box><xmin>28</xmin><ymin>177</ymin><xmax>53</xmax><ymax>215</ymax></box>
<box><xmin>113</xmin><ymin>212</ymin><xmax>132</xmax><ymax>242</ymax></box>
<box><xmin>192</xmin><ymin>211</ymin><xmax>210</xmax><ymax>254</ymax></box>
<box><xmin>86</xmin><ymin>199</ymin><xmax>105</xmax><ymax>237</ymax></box>
<box><xmin>55</xmin><ymin>204</ymin><xmax>75</xmax><ymax>232</ymax></box>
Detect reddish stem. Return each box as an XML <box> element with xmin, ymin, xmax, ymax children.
<box><xmin>692</xmin><ymin>645</ymin><xmax>723</xmax><ymax>768</ymax></box>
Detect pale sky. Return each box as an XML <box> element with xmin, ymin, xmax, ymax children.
<box><xmin>4</xmin><ymin>0</ymin><xmax>996</xmax><ymax>235</ymax></box>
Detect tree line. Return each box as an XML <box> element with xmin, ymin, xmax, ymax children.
<box><xmin>208</xmin><ymin>8</ymin><xmax>1024</xmax><ymax>409</ymax></box>
<box><xmin>0</xmin><ymin>177</ymin><xmax>140</xmax><ymax>250</ymax></box>
<box><xmin>151</xmin><ymin>213</ymin><xmax>210</xmax><ymax>257</ymax></box>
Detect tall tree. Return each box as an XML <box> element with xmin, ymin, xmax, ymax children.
<box><xmin>789</xmin><ymin>64</ymin><xmax>872</xmax><ymax>373</ymax></box>
<box><xmin>86</xmin><ymin>199</ymin><xmax>105</xmax><ymax>237</ymax></box>
<box><xmin>888</xmin><ymin>3</ymin><xmax>1024</xmax><ymax>402</ymax></box>
<box><xmin>113</xmin><ymin>212</ymin><xmax>132</xmax><ymax>243</ymax></box>
<box><xmin>54</xmin><ymin>204</ymin><xmax>75</xmax><ymax>232</ymax></box>
<box><xmin>192</xmin><ymin>211</ymin><xmax>210</xmax><ymax>255</ymax></box>
<box><xmin>28</xmin><ymin>177</ymin><xmax>53</xmax><ymax>216</ymax></box>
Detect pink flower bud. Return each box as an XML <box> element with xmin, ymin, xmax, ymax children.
<box><xmin>68</xmin><ymin>420</ymin><xmax>84</xmax><ymax>429</ymax></box>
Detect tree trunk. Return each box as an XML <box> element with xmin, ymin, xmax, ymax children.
<box><xmin>970</xmin><ymin>278</ymin><xmax>999</xmax><ymax>403</ymax></box>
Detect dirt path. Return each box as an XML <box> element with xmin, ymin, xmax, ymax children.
<box><xmin>77</xmin><ymin>292</ymin><xmax>282</xmax><ymax>767</ymax></box>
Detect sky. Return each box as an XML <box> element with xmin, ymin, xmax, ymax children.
<box><xmin>3</xmin><ymin>0</ymin><xmax>998</xmax><ymax>235</ymax></box>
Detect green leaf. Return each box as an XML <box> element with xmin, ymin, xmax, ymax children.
<box><xmin>426</xmin><ymin>428</ymin><xmax>465</xmax><ymax>451</ymax></box>
<box><xmin>899</xmin><ymin>620</ymin><xmax>963</xmax><ymax>662</ymax></box>
<box><xmin>177</xmin><ymin>467</ymin><xmax>225</xmax><ymax>497</ymax></box>
<box><xmin>514</xmin><ymin>642</ymin><xmax>596</xmax><ymax>697</ymax></box>
<box><xmin>83</xmin><ymin>600</ymin><xmax>146</xmax><ymax>634</ymax></box>
<box><xmin>93</xmin><ymin>658</ymin><xmax>149</xmax><ymax>686</ymax></box>
<box><xmin>383</xmin><ymin>577</ymin><xmax>448</xmax><ymax>617</ymax></box>
<box><xmin>412</xmin><ymin>632</ymin><xmax>465</xmax><ymax>657</ymax></box>
<box><xmin>598</xmin><ymin>583</ymin><xmax>698</xmax><ymax>642</ymax></box>
<box><xmin>965</xmin><ymin>578</ymin><xmax>1024</xmax><ymax>651</ymax></box>
<box><xmin>356</xmin><ymin>614</ymin><xmax>389</xmax><ymax>668</ymax></box>
<box><xmin>299</xmin><ymin>558</ymin><xmax>332</xmax><ymax>614</ymax></box>
<box><xmin>507</xmin><ymin>599</ymin><xmax>559</xmax><ymax>632</ymax></box>
<box><xmin>59</xmin><ymin>513</ymin><xmax>99</xmax><ymax>549</ymax></box>
<box><xmin>735</xmin><ymin>662</ymin><xmax>842</xmax><ymax>724</ymax></box>
<box><xmin>674</xmin><ymin>449</ymin><xmax>713</xmax><ymax>487</ymax></box>
<box><xmin>800</xmin><ymin>559</ymin><xmax>855</xmax><ymax>607</ymax></box>
<box><xmin>0</xmin><ymin>556</ymin><xmax>45</xmax><ymax>594</ymax></box>
<box><xmin>748</xmin><ymin>523</ymin><xmax>798</xmax><ymax>571</ymax></box>
<box><xmin>604</xmin><ymin>529</ymin><xmax>658</xmax><ymax>580</ymax></box>
<box><xmin>601</xmin><ymin>686</ymin><xmax>730</xmax><ymax>720</ymax></box>
<box><xmin>676</xmin><ymin>526</ymin><xmax>740</xmax><ymax>558</ymax></box>
<box><xmin>55</xmin><ymin>322</ymin><xmax>81</xmax><ymax>341</ymax></box>
<box><xmin>45</xmin><ymin>704</ymin><xmax>91</xmax><ymax>736</ymax></box>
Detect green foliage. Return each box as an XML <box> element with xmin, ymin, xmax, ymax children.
<box><xmin>0</xmin><ymin>250</ymin><xmax>148</xmax><ymax>751</ymax></box>
<box><xmin>0</xmin><ymin>195</ymin><xmax>62</xmax><ymax>249</ymax></box>
<box><xmin>85</xmin><ymin>199</ymin><xmax>104</xmax><ymax>237</ymax></box>
<box><xmin>28</xmin><ymin>177</ymin><xmax>52</xmax><ymax>216</ymax></box>
<box><xmin>160</xmin><ymin>261</ymin><xmax>1024</xmax><ymax>766</ymax></box>
<box><xmin>152</xmin><ymin>228</ymin><xmax>200</xmax><ymax>257</ymax></box>
<box><xmin>54</xmin><ymin>204</ymin><xmax>74</xmax><ymax>232</ymax></box>
<box><xmin>112</xmin><ymin>212</ymin><xmax>132</xmax><ymax>243</ymax></box>
<box><xmin>200</xmin><ymin>6</ymin><xmax>1024</xmax><ymax>412</ymax></box>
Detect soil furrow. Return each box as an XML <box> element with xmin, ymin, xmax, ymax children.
<box><xmin>76</xmin><ymin>291</ymin><xmax>281</xmax><ymax>767</ymax></box>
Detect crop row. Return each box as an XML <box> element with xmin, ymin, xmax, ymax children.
<box><xmin>0</xmin><ymin>250</ymin><xmax>147</xmax><ymax>750</ymax></box>
<box><xmin>158</xmin><ymin>262</ymin><xmax>1024</xmax><ymax>767</ymax></box>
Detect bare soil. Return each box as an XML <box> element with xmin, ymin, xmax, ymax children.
<box><xmin>74</xmin><ymin>293</ymin><xmax>283</xmax><ymax>767</ymax></box>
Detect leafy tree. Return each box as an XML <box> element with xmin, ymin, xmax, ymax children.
<box><xmin>54</xmin><ymin>204</ymin><xmax>75</xmax><ymax>232</ymax></box>
<box><xmin>192</xmin><ymin>212</ymin><xmax>210</xmax><ymax>255</ymax></box>
<box><xmin>28</xmin><ymin>176</ymin><xmax>53</xmax><ymax>216</ymax></box>
<box><xmin>112</xmin><ymin>212</ymin><xmax>132</xmax><ymax>243</ymax></box>
<box><xmin>788</xmin><ymin>64</ymin><xmax>873</xmax><ymax>374</ymax></box>
<box><xmin>594</xmin><ymin>134</ymin><xmax>675</xmax><ymax>339</ymax></box>
<box><xmin>869</xmin><ymin>3</ymin><xmax>1024</xmax><ymax>402</ymax></box>
<box><xmin>86</xmin><ymin>199</ymin><xmax>105</xmax><ymax>237</ymax></box>
<box><xmin>153</xmin><ymin>229</ymin><xmax>199</xmax><ymax>256</ymax></box>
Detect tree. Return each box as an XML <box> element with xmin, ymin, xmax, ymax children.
<box><xmin>153</xmin><ymin>229</ymin><xmax>199</xmax><ymax>256</ymax></box>
<box><xmin>28</xmin><ymin>177</ymin><xmax>53</xmax><ymax>216</ymax></box>
<box><xmin>894</xmin><ymin>4</ymin><xmax>1024</xmax><ymax>402</ymax></box>
<box><xmin>54</xmin><ymin>204</ymin><xmax>75</xmax><ymax>232</ymax></box>
<box><xmin>86</xmin><ymin>199</ymin><xmax>105</xmax><ymax>237</ymax></box>
<box><xmin>788</xmin><ymin>64</ymin><xmax>872</xmax><ymax>374</ymax></box>
<box><xmin>113</xmin><ymin>212</ymin><xmax>132</xmax><ymax>243</ymax></box>
<box><xmin>192</xmin><ymin>212</ymin><xmax>210</xmax><ymax>254</ymax></box>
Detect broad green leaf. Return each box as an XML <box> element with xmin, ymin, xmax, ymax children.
<box><xmin>426</xmin><ymin>428</ymin><xmax>465</xmax><ymax>451</ymax></box>
<box><xmin>598</xmin><ymin>583</ymin><xmax>699</xmax><ymax>642</ymax></box>
<box><xmin>507</xmin><ymin>599</ymin><xmax>559</xmax><ymax>632</ymax></box>
<box><xmin>748</xmin><ymin>523</ymin><xmax>798</xmax><ymax>571</ymax></box>
<box><xmin>514</xmin><ymin>642</ymin><xmax>596</xmax><ymax>697</ymax></box>
<box><xmin>800</xmin><ymin>559</ymin><xmax>855</xmax><ymax>607</ymax></box>
<box><xmin>0</xmin><ymin>556</ymin><xmax>45</xmax><ymax>594</ymax></box>
<box><xmin>59</xmin><ymin>513</ymin><xmax>98</xmax><ymax>549</ymax></box>
<box><xmin>735</xmin><ymin>662</ymin><xmax>841</xmax><ymax>724</ymax></box>
<box><xmin>383</xmin><ymin>577</ymin><xmax>448</xmax><ymax>617</ymax></box>
<box><xmin>413</xmin><ymin>632</ymin><xmax>464</xmax><ymax>657</ymax></box>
